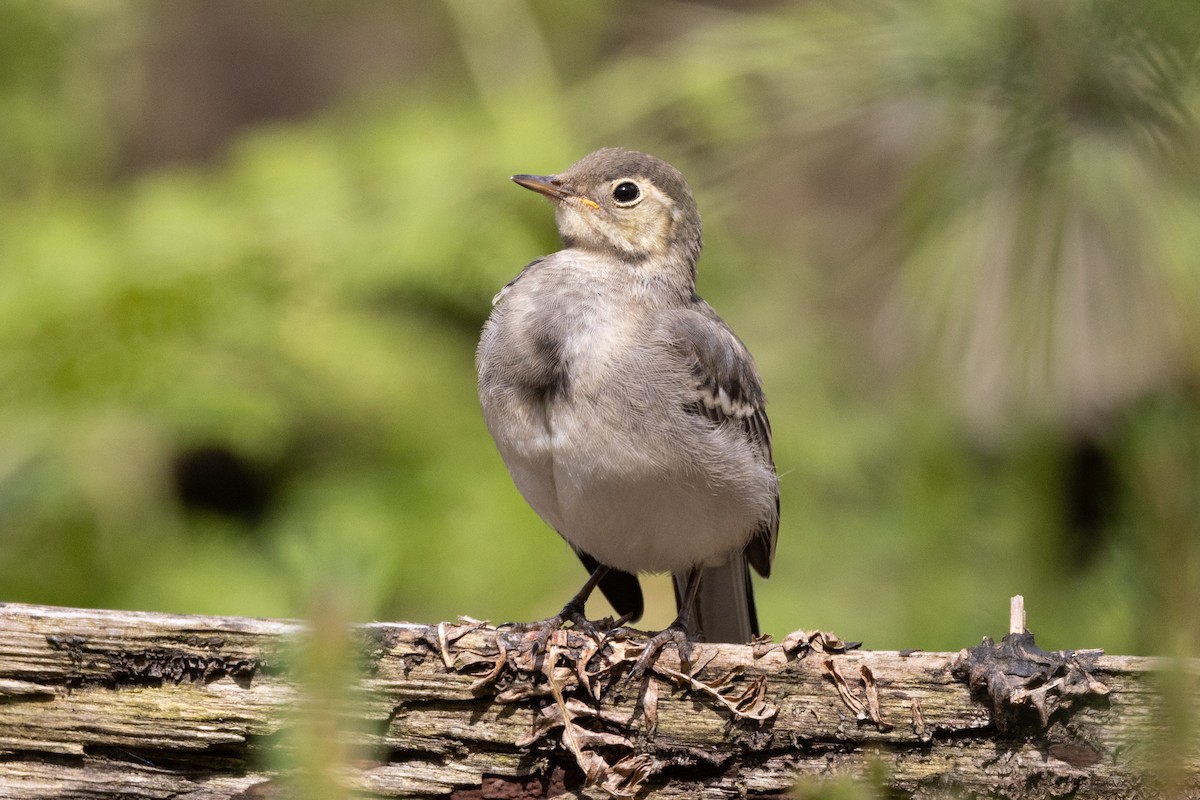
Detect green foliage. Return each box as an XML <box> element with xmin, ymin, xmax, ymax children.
<box><xmin>0</xmin><ymin>0</ymin><xmax>1197</xmax><ymax>663</ymax></box>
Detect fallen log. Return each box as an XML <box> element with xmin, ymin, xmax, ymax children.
<box><xmin>0</xmin><ymin>602</ymin><xmax>1196</xmax><ymax>798</ymax></box>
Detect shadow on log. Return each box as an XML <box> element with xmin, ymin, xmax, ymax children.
<box><xmin>0</xmin><ymin>602</ymin><xmax>1197</xmax><ymax>798</ymax></box>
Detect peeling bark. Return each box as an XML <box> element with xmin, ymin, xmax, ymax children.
<box><xmin>0</xmin><ymin>602</ymin><xmax>1196</xmax><ymax>798</ymax></box>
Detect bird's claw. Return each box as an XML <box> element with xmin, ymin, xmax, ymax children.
<box><xmin>502</xmin><ymin>600</ymin><xmax>606</xmax><ymax>665</ymax></box>
<box><xmin>628</xmin><ymin>623</ymin><xmax>694</xmax><ymax>681</ymax></box>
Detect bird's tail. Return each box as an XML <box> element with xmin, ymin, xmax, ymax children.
<box><xmin>673</xmin><ymin>552</ymin><xmax>759</xmax><ymax>643</ymax></box>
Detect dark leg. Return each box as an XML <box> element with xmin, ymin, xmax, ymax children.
<box><xmin>553</xmin><ymin>564</ymin><xmax>609</xmax><ymax>631</ymax></box>
<box><xmin>508</xmin><ymin>564</ymin><xmax>609</xmax><ymax>657</ymax></box>
<box><xmin>629</xmin><ymin>567</ymin><xmax>701</xmax><ymax>680</ymax></box>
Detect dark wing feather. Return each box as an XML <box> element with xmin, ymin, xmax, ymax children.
<box><xmin>668</xmin><ymin>303</ymin><xmax>779</xmax><ymax>578</ymax></box>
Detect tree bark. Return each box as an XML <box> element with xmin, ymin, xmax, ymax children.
<box><xmin>0</xmin><ymin>602</ymin><xmax>1196</xmax><ymax>799</ymax></box>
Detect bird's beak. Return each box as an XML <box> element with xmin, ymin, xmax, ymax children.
<box><xmin>511</xmin><ymin>174</ymin><xmax>600</xmax><ymax>209</ymax></box>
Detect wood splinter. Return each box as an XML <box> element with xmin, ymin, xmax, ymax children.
<box><xmin>1010</xmin><ymin>594</ymin><xmax>1026</xmax><ymax>636</ymax></box>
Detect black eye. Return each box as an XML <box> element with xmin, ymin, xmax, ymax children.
<box><xmin>612</xmin><ymin>181</ymin><xmax>641</xmax><ymax>205</ymax></box>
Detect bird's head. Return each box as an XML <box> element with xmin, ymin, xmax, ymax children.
<box><xmin>512</xmin><ymin>148</ymin><xmax>702</xmax><ymax>274</ymax></box>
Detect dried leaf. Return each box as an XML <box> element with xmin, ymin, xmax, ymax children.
<box><xmin>592</xmin><ymin>639</ymin><xmax>636</xmax><ymax>677</ymax></box>
<box><xmin>517</xmin><ymin>698</ymin><xmax>638</xmax><ymax>748</ymax></box>
<box><xmin>823</xmin><ymin>659</ymin><xmax>867</xmax><ymax>718</ymax></box>
<box><xmin>730</xmin><ymin>674</ymin><xmax>771</xmax><ymax>716</ymax></box>
<box><xmin>546</xmin><ymin>649</ymin><xmax>579</xmax><ymax>743</ymax></box>
<box><xmin>642</xmin><ymin>675</ymin><xmax>659</xmax><ymax>737</ymax></box>
<box><xmin>686</xmin><ymin>649</ymin><xmax>719</xmax><ymax>679</ymax></box>
<box><xmin>822</xmin><ymin>630</ymin><xmax>861</xmax><ymax>653</ymax></box>
<box><xmin>572</xmin><ymin>726</ymin><xmax>635</xmax><ymax>749</ymax></box>
<box><xmin>511</xmin><ymin>642</ymin><xmax>537</xmax><ymax>673</ymax></box>
<box><xmin>784</xmin><ymin>629</ymin><xmax>863</xmax><ymax>656</ymax></box>
<box><xmin>703</xmin><ymin>664</ymin><xmax>743</xmax><ymax>691</ymax></box>
<box><xmin>435</xmin><ymin>618</ymin><xmax>488</xmax><ymax>669</ymax></box>
<box><xmin>576</xmin><ymin>636</ymin><xmax>600</xmax><ymax>699</ymax></box>
<box><xmin>516</xmin><ymin>704</ymin><xmax>564</xmax><ymax>747</ymax></box>
<box><xmin>549</xmin><ymin>665</ymin><xmax>577</xmax><ymax>688</ymax></box>
<box><xmin>468</xmin><ymin>635</ymin><xmax>508</xmax><ymax>693</ymax></box>
<box><xmin>545</xmin><ymin>643</ymin><xmax>617</xmax><ymax>791</ymax></box>
<box><xmin>541</xmin><ymin>643</ymin><xmax>562</xmax><ymax>683</ymax></box>
<box><xmin>751</xmin><ymin>633</ymin><xmax>777</xmax><ymax>659</ymax></box>
<box><xmin>575</xmin><ymin>748</ymin><xmax>609</xmax><ymax>787</ymax></box>
<box><xmin>654</xmin><ymin>663</ymin><xmax>778</xmax><ymax>722</ymax></box>
<box><xmin>436</xmin><ymin>622</ymin><xmax>454</xmax><ymax>669</ymax></box>
<box><xmin>911</xmin><ymin>698</ymin><xmax>930</xmax><ymax>740</ymax></box>
<box><xmin>602</xmin><ymin>753</ymin><xmax>655</xmax><ymax>798</ymax></box>
<box><xmin>457</xmin><ymin>650</ymin><xmax>499</xmax><ymax>669</ymax></box>
<box><xmin>780</xmin><ymin>629</ymin><xmax>804</xmax><ymax>654</ymax></box>
<box><xmin>859</xmin><ymin>665</ymin><xmax>893</xmax><ymax>731</ymax></box>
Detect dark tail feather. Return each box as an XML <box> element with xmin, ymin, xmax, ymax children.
<box><xmin>672</xmin><ymin>552</ymin><xmax>758</xmax><ymax>643</ymax></box>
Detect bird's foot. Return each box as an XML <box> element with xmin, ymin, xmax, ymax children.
<box><xmin>503</xmin><ymin>598</ymin><xmax>604</xmax><ymax>663</ymax></box>
<box><xmin>628</xmin><ymin>620</ymin><xmax>694</xmax><ymax>681</ymax></box>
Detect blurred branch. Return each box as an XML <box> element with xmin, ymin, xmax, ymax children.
<box><xmin>1</xmin><ymin>602</ymin><xmax>1196</xmax><ymax>798</ymax></box>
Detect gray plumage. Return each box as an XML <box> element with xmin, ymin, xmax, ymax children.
<box><xmin>477</xmin><ymin>147</ymin><xmax>779</xmax><ymax>644</ymax></box>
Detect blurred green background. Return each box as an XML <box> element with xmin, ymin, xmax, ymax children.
<box><xmin>2</xmin><ymin>0</ymin><xmax>1198</xmax><ymax>657</ymax></box>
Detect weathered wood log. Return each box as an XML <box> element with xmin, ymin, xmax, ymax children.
<box><xmin>0</xmin><ymin>602</ymin><xmax>1196</xmax><ymax>798</ymax></box>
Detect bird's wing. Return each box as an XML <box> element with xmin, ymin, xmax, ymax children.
<box><xmin>666</xmin><ymin>303</ymin><xmax>779</xmax><ymax>577</ymax></box>
<box><xmin>490</xmin><ymin>257</ymin><xmax>546</xmax><ymax>306</ymax></box>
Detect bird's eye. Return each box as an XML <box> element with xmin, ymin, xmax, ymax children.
<box><xmin>611</xmin><ymin>181</ymin><xmax>641</xmax><ymax>206</ymax></box>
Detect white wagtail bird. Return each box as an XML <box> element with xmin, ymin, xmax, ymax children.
<box><xmin>477</xmin><ymin>147</ymin><xmax>778</xmax><ymax>674</ymax></box>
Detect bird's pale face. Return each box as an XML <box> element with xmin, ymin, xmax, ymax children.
<box><xmin>555</xmin><ymin>175</ymin><xmax>686</xmax><ymax>262</ymax></box>
<box><xmin>512</xmin><ymin>148</ymin><xmax>701</xmax><ymax>266</ymax></box>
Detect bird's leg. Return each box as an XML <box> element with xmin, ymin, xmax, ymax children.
<box><xmin>509</xmin><ymin>565</ymin><xmax>609</xmax><ymax>658</ymax></box>
<box><xmin>629</xmin><ymin>567</ymin><xmax>701</xmax><ymax>680</ymax></box>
